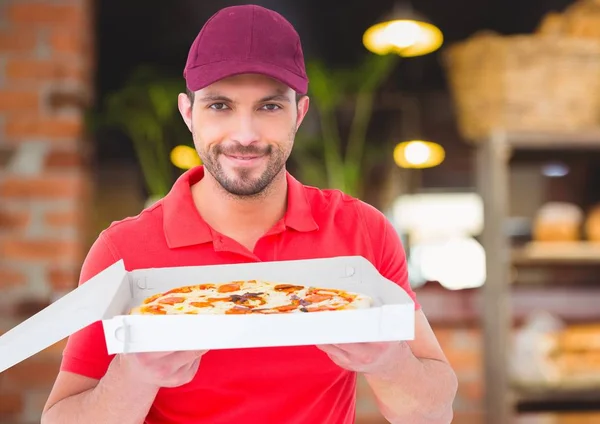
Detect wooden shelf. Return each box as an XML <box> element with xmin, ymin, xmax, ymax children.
<box><xmin>512</xmin><ymin>380</ymin><xmax>600</xmax><ymax>413</ymax></box>
<box><xmin>491</xmin><ymin>129</ymin><xmax>600</xmax><ymax>150</ymax></box>
<box><xmin>476</xmin><ymin>130</ymin><xmax>600</xmax><ymax>423</ymax></box>
<box><xmin>512</xmin><ymin>242</ymin><xmax>600</xmax><ymax>265</ymax></box>
<box><xmin>512</xmin><ymin>380</ymin><xmax>600</xmax><ymax>399</ymax></box>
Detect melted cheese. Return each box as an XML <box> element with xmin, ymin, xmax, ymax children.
<box><xmin>131</xmin><ymin>280</ymin><xmax>372</xmax><ymax>315</ymax></box>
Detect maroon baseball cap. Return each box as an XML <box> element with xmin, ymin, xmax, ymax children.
<box><xmin>184</xmin><ymin>5</ymin><xmax>309</xmax><ymax>94</ymax></box>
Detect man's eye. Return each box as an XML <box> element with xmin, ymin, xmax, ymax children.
<box><xmin>210</xmin><ymin>103</ymin><xmax>229</xmax><ymax>110</ymax></box>
<box><xmin>262</xmin><ymin>104</ymin><xmax>281</xmax><ymax>111</ymax></box>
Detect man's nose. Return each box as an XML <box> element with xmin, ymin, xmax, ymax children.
<box><xmin>231</xmin><ymin>114</ymin><xmax>259</xmax><ymax>146</ymax></box>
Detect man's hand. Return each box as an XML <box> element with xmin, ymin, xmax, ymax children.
<box><xmin>318</xmin><ymin>311</ymin><xmax>457</xmax><ymax>424</ymax></box>
<box><xmin>118</xmin><ymin>350</ymin><xmax>208</xmax><ymax>389</ymax></box>
<box><xmin>316</xmin><ymin>341</ymin><xmax>410</xmax><ymax>378</ymax></box>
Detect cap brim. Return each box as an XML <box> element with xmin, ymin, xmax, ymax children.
<box><xmin>185</xmin><ymin>60</ymin><xmax>308</xmax><ymax>95</ymax></box>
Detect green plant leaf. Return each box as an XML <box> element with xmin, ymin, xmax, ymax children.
<box><xmin>359</xmin><ymin>53</ymin><xmax>399</xmax><ymax>91</ymax></box>
<box><xmin>305</xmin><ymin>60</ymin><xmax>343</xmax><ymax>112</ymax></box>
<box><xmin>92</xmin><ymin>65</ymin><xmax>189</xmax><ymax>197</ymax></box>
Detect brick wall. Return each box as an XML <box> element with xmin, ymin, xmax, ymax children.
<box><xmin>0</xmin><ymin>0</ymin><xmax>94</xmax><ymax>422</ymax></box>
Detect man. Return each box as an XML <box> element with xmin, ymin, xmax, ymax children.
<box><xmin>41</xmin><ymin>4</ymin><xmax>457</xmax><ymax>424</ymax></box>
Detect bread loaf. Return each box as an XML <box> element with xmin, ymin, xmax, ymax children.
<box><xmin>585</xmin><ymin>204</ymin><xmax>600</xmax><ymax>241</ymax></box>
<box><xmin>532</xmin><ymin>202</ymin><xmax>583</xmax><ymax>242</ymax></box>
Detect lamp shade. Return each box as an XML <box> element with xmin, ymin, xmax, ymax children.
<box><xmin>363</xmin><ymin>3</ymin><xmax>443</xmax><ymax>57</ymax></box>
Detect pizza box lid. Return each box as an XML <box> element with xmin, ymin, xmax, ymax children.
<box><xmin>0</xmin><ymin>259</ymin><xmax>129</xmax><ymax>373</ymax></box>
<box><xmin>0</xmin><ymin>255</ymin><xmax>415</xmax><ymax>374</ymax></box>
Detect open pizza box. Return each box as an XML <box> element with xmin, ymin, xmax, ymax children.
<box><xmin>0</xmin><ymin>255</ymin><xmax>415</xmax><ymax>374</ymax></box>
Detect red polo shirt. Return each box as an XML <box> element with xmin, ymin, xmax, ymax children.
<box><xmin>61</xmin><ymin>166</ymin><xmax>419</xmax><ymax>424</ymax></box>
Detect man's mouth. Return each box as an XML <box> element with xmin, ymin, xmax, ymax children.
<box><xmin>227</xmin><ymin>155</ymin><xmax>260</xmax><ymax>160</ymax></box>
<box><xmin>222</xmin><ymin>154</ymin><xmax>265</xmax><ymax>166</ymax></box>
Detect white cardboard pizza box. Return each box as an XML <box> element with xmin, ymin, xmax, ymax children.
<box><xmin>0</xmin><ymin>255</ymin><xmax>415</xmax><ymax>374</ymax></box>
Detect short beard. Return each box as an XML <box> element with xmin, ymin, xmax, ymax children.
<box><xmin>195</xmin><ymin>130</ymin><xmax>295</xmax><ymax>199</ymax></box>
<box><xmin>205</xmin><ymin>145</ymin><xmax>283</xmax><ymax>198</ymax></box>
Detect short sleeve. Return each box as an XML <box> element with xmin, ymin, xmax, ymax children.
<box><xmin>357</xmin><ymin>201</ymin><xmax>421</xmax><ymax>310</ymax></box>
<box><xmin>60</xmin><ymin>232</ymin><xmax>121</xmax><ymax>380</ymax></box>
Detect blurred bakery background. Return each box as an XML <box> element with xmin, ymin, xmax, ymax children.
<box><xmin>2</xmin><ymin>0</ymin><xmax>600</xmax><ymax>423</ymax></box>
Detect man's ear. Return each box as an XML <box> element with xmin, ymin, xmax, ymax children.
<box><xmin>295</xmin><ymin>95</ymin><xmax>310</xmax><ymax>131</ymax></box>
<box><xmin>178</xmin><ymin>92</ymin><xmax>193</xmax><ymax>132</ymax></box>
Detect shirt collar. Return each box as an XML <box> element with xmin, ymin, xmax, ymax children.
<box><xmin>162</xmin><ymin>166</ymin><xmax>318</xmax><ymax>249</ymax></box>
<box><xmin>284</xmin><ymin>171</ymin><xmax>319</xmax><ymax>233</ymax></box>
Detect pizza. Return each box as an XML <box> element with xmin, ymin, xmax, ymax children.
<box><xmin>130</xmin><ymin>280</ymin><xmax>372</xmax><ymax>315</ymax></box>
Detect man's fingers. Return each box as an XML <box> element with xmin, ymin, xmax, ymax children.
<box><xmin>131</xmin><ymin>350</ymin><xmax>175</xmax><ymax>361</ymax></box>
<box><xmin>134</xmin><ymin>350</ymin><xmax>208</xmax><ymax>367</ymax></box>
<box><xmin>332</xmin><ymin>342</ymin><xmax>377</xmax><ymax>353</ymax></box>
<box><xmin>316</xmin><ymin>344</ymin><xmax>351</xmax><ymax>363</ymax></box>
<box><xmin>169</xmin><ymin>350</ymin><xmax>208</xmax><ymax>363</ymax></box>
<box><xmin>173</xmin><ymin>355</ymin><xmax>202</xmax><ymax>376</ymax></box>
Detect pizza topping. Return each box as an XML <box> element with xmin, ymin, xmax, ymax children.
<box><xmin>275</xmin><ymin>304</ymin><xmax>298</xmax><ymax>312</ymax></box>
<box><xmin>230</xmin><ymin>292</ymin><xmax>266</xmax><ymax>307</ymax></box>
<box><xmin>307</xmin><ymin>287</ymin><xmax>341</xmax><ymax>296</ymax></box>
<box><xmin>230</xmin><ymin>292</ymin><xmax>262</xmax><ymax>302</ymax></box>
<box><xmin>190</xmin><ymin>301</ymin><xmax>213</xmax><ymax>308</ymax></box>
<box><xmin>225</xmin><ymin>305</ymin><xmax>253</xmax><ymax>314</ymax></box>
<box><xmin>229</xmin><ymin>294</ymin><xmax>243</xmax><ymax>303</ymax></box>
<box><xmin>225</xmin><ymin>307</ymin><xmax>252</xmax><ymax>314</ymax></box>
<box><xmin>304</xmin><ymin>294</ymin><xmax>332</xmax><ymax>304</ymax></box>
<box><xmin>218</xmin><ymin>282</ymin><xmax>242</xmax><ymax>293</ymax></box>
<box><xmin>198</xmin><ymin>284</ymin><xmax>216</xmax><ymax>290</ymax></box>
<box><xmin>290</xmin><ymin>294</ymin><xmax>311</xmax><ymax>307</ymax></box>
<box><xmin>206</xmin><ymin>297</ymin><xmax>232</xmax><ymax>303</ymax></box>
<box><xmin>160</xmin><ymin>296</ymin><xmax>186</xmax><ymax>305</ymax></box>
<box><xmin>143</xmin><ymin>304</ymin><xmax>167</xmax><ymax>314</ymax></box>
<box><xmin>306</xmin><ymin>305</ymin><xmax>337</xmax><ymax>312</ymax></box>
<box><xmin>142</xmin><ymin>293</ymin><xmax>164</xmax><ymax>304</ymax></box>
<box><xmin>165</xmin><ymin>286</ymin><xmax>194</xmax><ymax>295</ymax></box>
<box><xmin>274</xmin><ymin>284</ymin><xmax>304</xmax><ymax>293</ymax></box>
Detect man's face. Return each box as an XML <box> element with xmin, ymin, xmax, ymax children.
<box><xmin>178</xmin><ymin>74</ymin><xmax>310</xmax><ymax>197</ymax></box>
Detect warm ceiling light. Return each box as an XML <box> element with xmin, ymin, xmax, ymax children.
<box><xmin>170</xmin><ymin>145</ymin><xmax>201</xmax><ymax>170</ymax></box>
<box><xmin>363</xmin><ymin>3</ymin><xmax>443</xmax><ymax>57</ymax></box>
<box><xmin>393</xmin><ymin>140</ymin><xmax>445</xmax><ymax>169</ymax></box>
